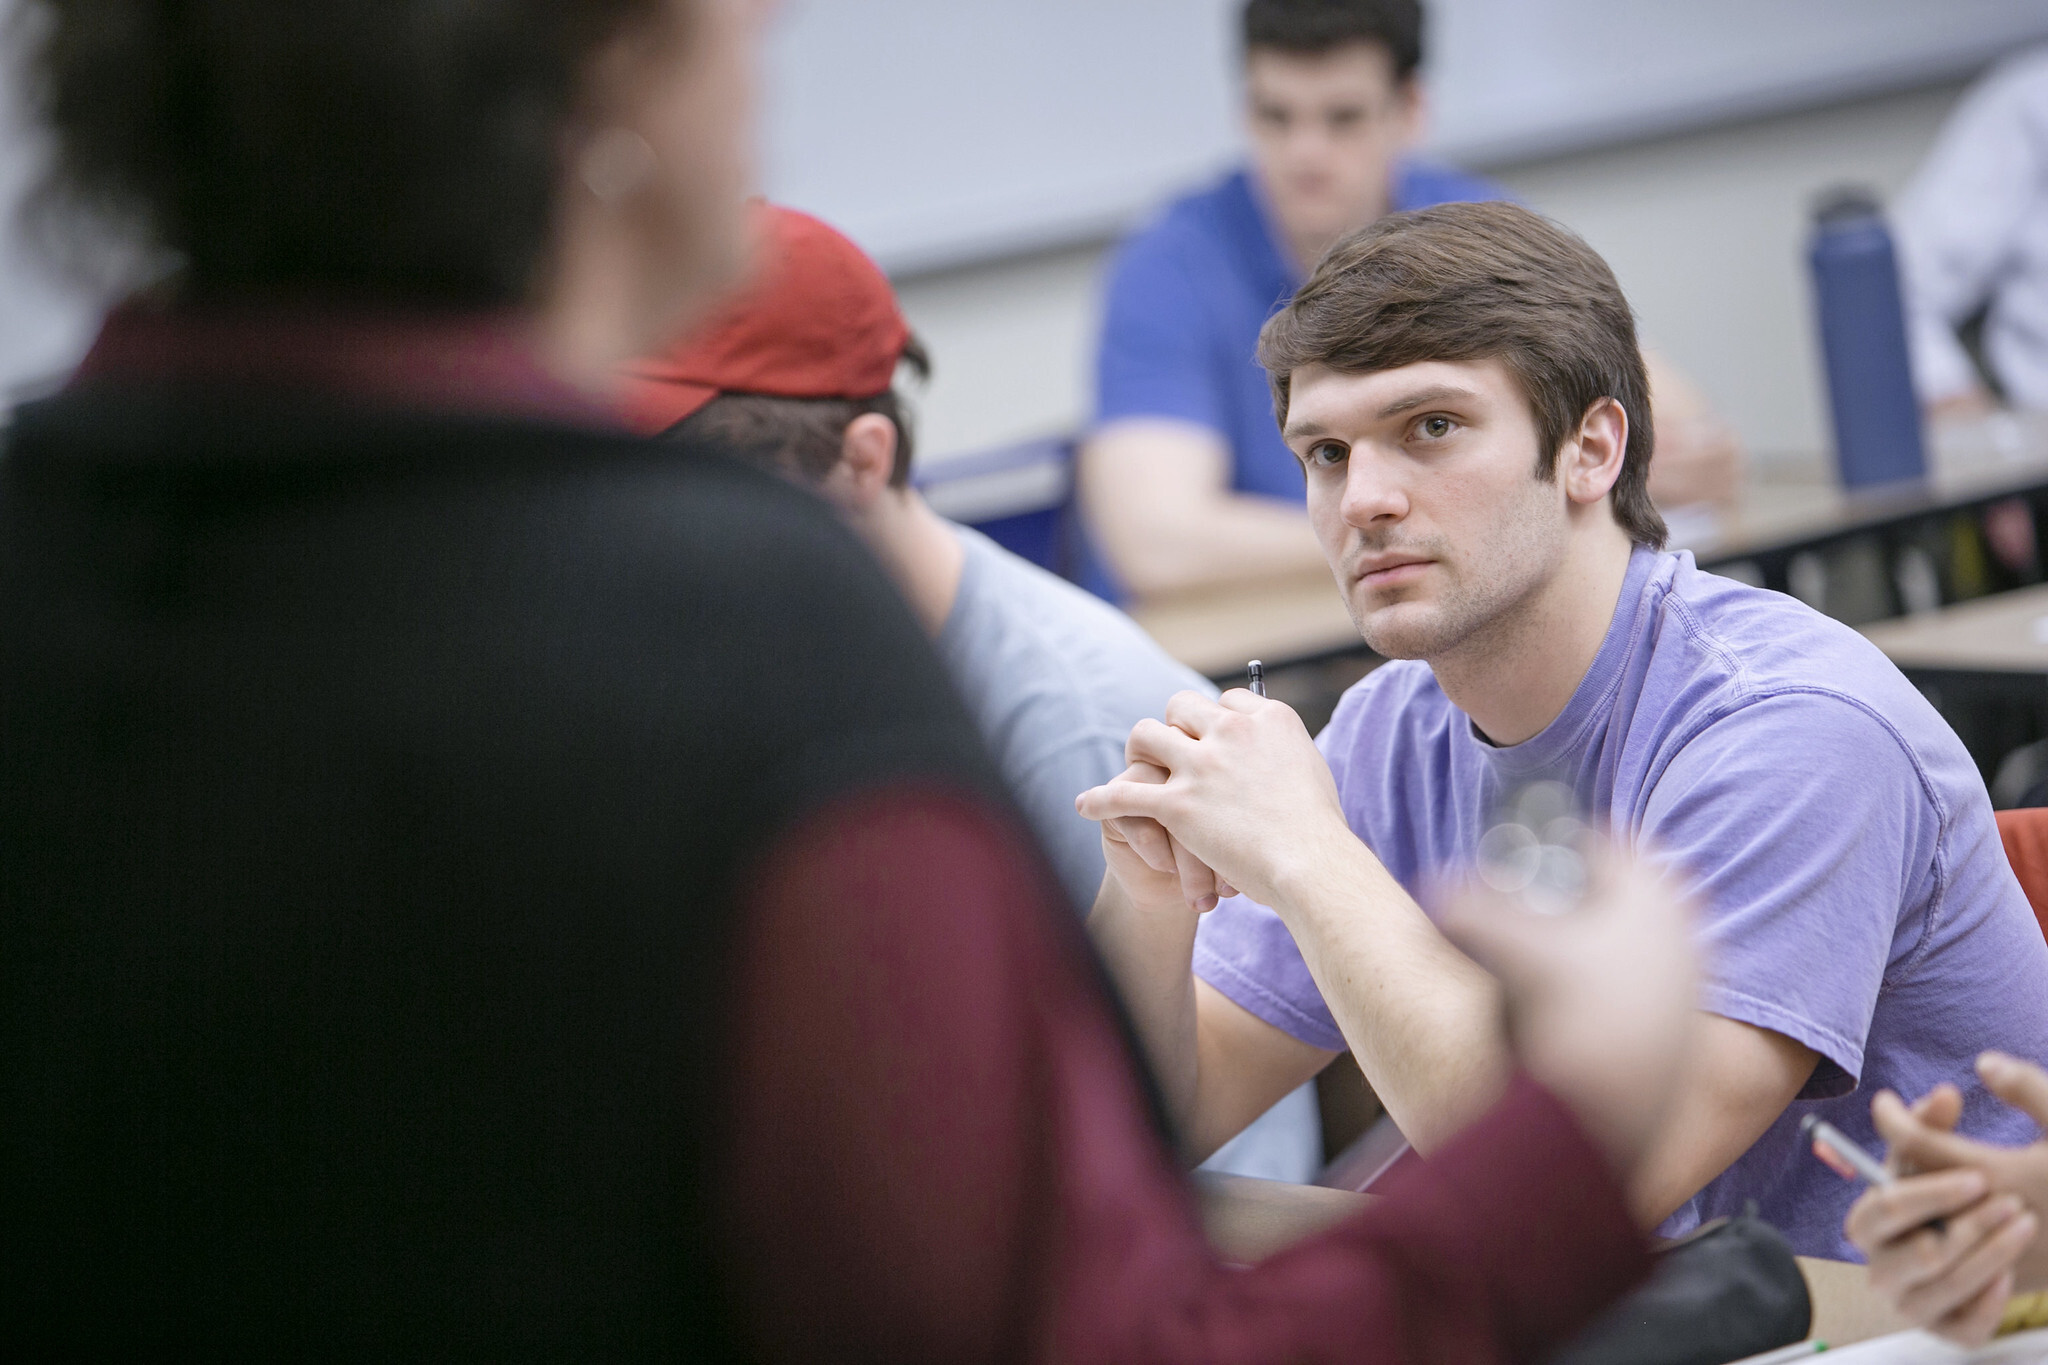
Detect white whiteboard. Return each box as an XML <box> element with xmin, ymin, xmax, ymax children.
<box><xmin>759</xmin><ymin>0</ymin><xmax>2048</xmax><ymax>275</ymax></box>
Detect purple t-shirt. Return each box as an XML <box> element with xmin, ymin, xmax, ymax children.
<box><xmin>1194</xmin><ymin>547</ymin><xmax>2048</xmax><ymax>1257</ymax></box>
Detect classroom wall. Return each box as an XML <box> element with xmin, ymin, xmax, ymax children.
<box><xmin>897</xmin><ymin>77</ymin><xmax>1973</xmax><ymax>473</ymax></box>
<box><xmin>760</xmin><ymin>0</ymin><xmax>2047</xmax><ymax>276</ymax></box>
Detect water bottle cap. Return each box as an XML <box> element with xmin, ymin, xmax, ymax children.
<box><xmin>1813</xmin><ymin>185</ymin><xmax>1884</xmax><ymax>228</ymax></box>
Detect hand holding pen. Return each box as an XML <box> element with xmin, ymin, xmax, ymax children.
<box><xmin>1841</xmin><ymin>1053</ymin><xmax>2048</xmax><ymax>1345</ymax></box>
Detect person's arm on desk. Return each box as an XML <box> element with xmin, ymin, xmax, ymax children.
<box><xmin>1080</xmin><ymin>691</ymin><xmax>1512</xmax><ymax>1156</ymax></box>
<box><xmin>1080</xmin><ymin>688</ymin><xmax>1827</xmax><ymax>1226</ymax></box>
<box><xmin>1087</xmin><ymin>810</ymin><xmax>1344</xmax><ymax>1161</ymax></box>
<box><xmin>1080</xmin><ymin>419</ymin><xmax>1329</xmax><ymax>598</ymax></box>
<box><xmin>1623</xmin><ymin>1016</ymin><xmax>1817</xmax><ymax>1226</ymax></box>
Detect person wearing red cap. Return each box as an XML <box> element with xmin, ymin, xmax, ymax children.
<box><xmin>622</xmin><ymin>204</ymin><xmax>1324</xmax><ymax>1182</ymax></box>
<box><xmin>8</xmin><ymin>2</ymin><xmax>1696</xmax><ymax>1358</ymax></box>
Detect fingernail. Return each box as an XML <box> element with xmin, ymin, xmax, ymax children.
<box><xmin>1197</xmin><ymin>896</ymin><xmax>1218</xmax><ymax>913</ymax></box>
<box><xmin>1981</xmin><ymin>1052</ymin><xmax>2016</xmax><ymax>1082</ymax></box>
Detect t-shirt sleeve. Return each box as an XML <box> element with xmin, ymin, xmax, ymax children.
<box><xmin>1640</xmin><ymin>692</ymin><xmax>1941</xmax><ymax>1097</ymax></box>
<box><xmin>1094</xmin><ymin>228</ymin><xmax>1227</xmax><ymax>434</ymax></box>
<box><xmin>1192</xmin><ymin>894</ymin><xmax>1347</xmax><ymax>1052</ymax></box>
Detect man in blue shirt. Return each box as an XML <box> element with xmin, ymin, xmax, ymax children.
<box><xmin>1085</xmin><ymin>0</ymin><xmax>1740</xmax><ymax>599</ymax></box>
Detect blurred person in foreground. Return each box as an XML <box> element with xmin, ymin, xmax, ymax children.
<box><xmin>1845</xmin><ymin>1052</ymin><xmax>2048</xmax><ymax>1346</ymax></box>
<box><xmin>1895</xmin><ymin>46</ymin><xmax>2048</xmax><ymax>422</ymax></box>
<box><xmin>1082</xmin><ymin>0</ymin><xmax>1740</xmax><ymax>602</ymax></box>
<box><xmin>618</xmin><ymin>202</ymin><xmax>1320</xmax><ymax>1182</ymax></box>
<box><xmin>2</xmin><ymin>0</ymin><xmax>1696</xmax><ymax>1358</ymax></box>
<box><xmin>1078</xmin><ymin>200</ymin><xmax>2048</xmax><ymax>1261</ymax></box>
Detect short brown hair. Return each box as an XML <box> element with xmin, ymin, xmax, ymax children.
<box><xmin>1242</xmin><ymin>0</ymin><xmax>1423</xmax><ymax>81</ymax></box>
<box><xmin>1258</xmin><ymin>200</ymin><xmax>1667</xmax><ymax>549</ymax></box>
<box><xmin>663</xmin><ymin>338</ymin><xmax>930</xmax><ymax>489</ymax></box>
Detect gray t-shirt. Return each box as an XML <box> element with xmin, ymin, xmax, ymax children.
<box><xmin>935</xmin><ymin>524</ymin><xmax>1216</xmax><ymax>913</ymax></box>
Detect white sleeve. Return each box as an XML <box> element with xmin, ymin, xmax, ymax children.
<box><xmin>1893</xmin><ymin>52</ymin><xmax>2048</xmax><ymax>404</ymax></box>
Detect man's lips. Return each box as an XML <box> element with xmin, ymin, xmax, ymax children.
<box><xmin>1354</xmin><ymin>556</ymin><xmax>1433</xmax><ymax>588</ymax></box>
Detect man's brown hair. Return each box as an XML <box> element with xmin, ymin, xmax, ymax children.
<box><xmin>1243</xmin><ymin>0</ymin><xmax>1423</xmax><ymax>81</ymax></box>
<box><xmin>1257</xmin><ymin>200</ymin><xmax>1667</xmax><ymax>548</ymax></box>
<box><xmin>663</xmin><ymin>338</ymin><xmax>930</xmax><ymax>489</ymax></box>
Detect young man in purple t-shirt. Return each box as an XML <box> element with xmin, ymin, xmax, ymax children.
<box><xmin>1079</xmin><ymin>200</ymin><xmax>2048</xmax><ymax>1259</ymax></box>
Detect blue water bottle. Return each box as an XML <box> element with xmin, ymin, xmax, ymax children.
<box><xmin>1808</xmin><ymin>188</ymin><xmax>1926</xmax><ymax>489</ymax></box>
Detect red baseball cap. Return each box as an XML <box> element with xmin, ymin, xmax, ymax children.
<box><xmin>616</xmin><ymin>203</ymin><xmax>912</xmax><ymax>436</ymax></box>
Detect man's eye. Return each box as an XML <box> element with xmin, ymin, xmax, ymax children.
<box><xmin>1417</xmin><ymin>416</ymin><xmax>1454</xmax><ymax>439</ymax></box>
<box><xmin>1307</xmin><ymin>441</ymin><xmax>1347</xmax><ymax>467</ymax></box>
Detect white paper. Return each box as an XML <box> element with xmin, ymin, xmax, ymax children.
<box><xmin>1798</xmin><ymin>1326</ymin><xmax>2048</xmax><ymax>1362</ymax></box>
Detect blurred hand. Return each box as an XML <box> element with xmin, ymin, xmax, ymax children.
<box><xmin>1928</xmin><ymin>386</ymin><xmax>1999</xmax><ymax>425</ymax></box>
<box><xmin>1644</xmin><ymin>348</ymin><xmax>1744</xmax><ymax>508</ymax></box>
<box><xmin>1647</xmin><ymin>414</ymin><xmax>1744</xmax><ymax>508</ymax></box>
<box><xmin>1438</xmin><ymin>847</ymin><xmax>1698</xmax><ymax>1177</ymax></box>
<box><xmin>1074</xmin><ymin>689</ymin><xmax>1349</xmax><ymax>913</ymax></box>
<box><xmin>1846</xmin><ymin>1052</ymin><xmax>2048</xmax><ymax>1345</ymax></box>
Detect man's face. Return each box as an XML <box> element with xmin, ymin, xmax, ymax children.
<box><xmin>1244</xmin><ymin>41</ymin><xmax>1420</xmax><ymax>256</ymax></box>
<box><xmin>1284</xmin><ymin>357</ymin><xmax>1571</xmax><ymax>661</ymax></box>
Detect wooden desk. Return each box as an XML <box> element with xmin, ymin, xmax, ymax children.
<box><xmin>1130</xmin><ymin>413</ymin><xmax>2048</xmax><ymax>679</ymax></box>
<box><xmin>1860</xmin><ymin>583</ymin><xmax>2048</xmax><ymax>674</ymax></box>
<box><xmin>1194</xmin><ymin>1172</ymin><xmax>1907</xmax><ymax>1346</ymax></box>
<box><xmin>1128</xmin><ymin>571</ymin><xmax>1355</xmax><ymax>680</ymax></box>
<box><xmin>1858</xmin><ymin>584</ymin><xmax>2048</xmax><ymax>784</ymax></box>
<box><xmin>1678</xmin><ymin>412</ymin><xmax>2048</xmax><ymax>570</ymax></box>
<box><xmin>1194</xmin><ymin>1171</ymin><xmax>1371</xmax><ymax>1264</ymax></box>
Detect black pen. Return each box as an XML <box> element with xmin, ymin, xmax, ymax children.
<box><xmin>1247</xmin><ymin>659</ymin><xmax>1265</xmax><ymax>698</ymax></box>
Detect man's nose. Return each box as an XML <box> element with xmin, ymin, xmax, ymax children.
<box><xmin>1339</xmin><ymin>454</ymin><xmax>1408</xmax><ymax>527</ymax></box>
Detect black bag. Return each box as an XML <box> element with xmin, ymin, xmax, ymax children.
<box><xmin>1549</xmin><ymin>1209</ymin><xmax>1812</xmax><ymax>1365</ymax></box>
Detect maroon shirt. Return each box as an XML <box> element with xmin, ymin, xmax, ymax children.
<box><xmin>18</xmin><ymin>309</ymin><xmax>1651</xmax><ymax>1360</ymax></box>
<box><xmin>726</xmin><ymin>787</ymin><xmax>1649</xmax><ymax>1363</ymax></box>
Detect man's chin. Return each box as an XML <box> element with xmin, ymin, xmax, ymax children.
<box><xmin>1350</xmin><ymin>600</ymin><xmax>1447</xmax><ymax>661</ymax></box>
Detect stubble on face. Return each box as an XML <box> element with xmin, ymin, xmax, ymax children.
<box><xmin>1336</xmin><ymin>453</ymin><xmax>1568</xmax><ymax>665</ymax></box>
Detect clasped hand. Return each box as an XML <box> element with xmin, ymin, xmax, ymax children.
<box><xmin>1074</xmin><ymin>688</ymin><xmax>1349</xmax><ymax>915</ymax></box>
<box><xmin>1846</xmin><ymin>1052</ymin><xmax>2048</xmax><ymax>1345</ymax></box>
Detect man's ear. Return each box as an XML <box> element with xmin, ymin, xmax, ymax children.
<box><xmin>831</xmin><ymin>412</ymin><xmax>899</xmax><ymax>513</ymax></box>
<box><xmin>1562</xmin><ymin>397</ymin><xmax>1628</xmax><ymax>507</ymax></box>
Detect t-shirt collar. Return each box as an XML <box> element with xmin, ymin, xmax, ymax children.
<box><xmin>1462</xmin><ymin>544</ymin><xmax>1661</xmax><ymax>776</ymax></box>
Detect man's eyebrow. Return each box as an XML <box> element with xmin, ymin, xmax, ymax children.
<box><xmin>1375</xmin><ymin>385</ymin><xmax>1481</xmax><ymax>419</ymax></box>
<box><xmin>1283</xmin><ymin>385</ymin><xmax>1483</xmax><ymax>442</ymax></box>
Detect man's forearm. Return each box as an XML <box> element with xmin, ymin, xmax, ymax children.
<box><xmin>1268</xmin><ymin>835</ymin><xmax>1512</xmax><ymax>1153</ymax></box>
<box><xmin>1106</xmin><ymin>494</ymin><xmax>1329</xmax><ymax>599</ymax></box>
<box><xmin>1087</xmin><ymin>874</ymin><xmax>1202</xmax><ymax>1129</ymax></box>
<box><xmin>1079</xmin><ymin>427</ymin><xmax>1327</xmax><ymax>598</ymax></box>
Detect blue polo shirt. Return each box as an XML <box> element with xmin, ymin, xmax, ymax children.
<box><xmin>1094</xmin><ymin>163</ymin><xmax>1506</xmax><ymax>502</ymax></box>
